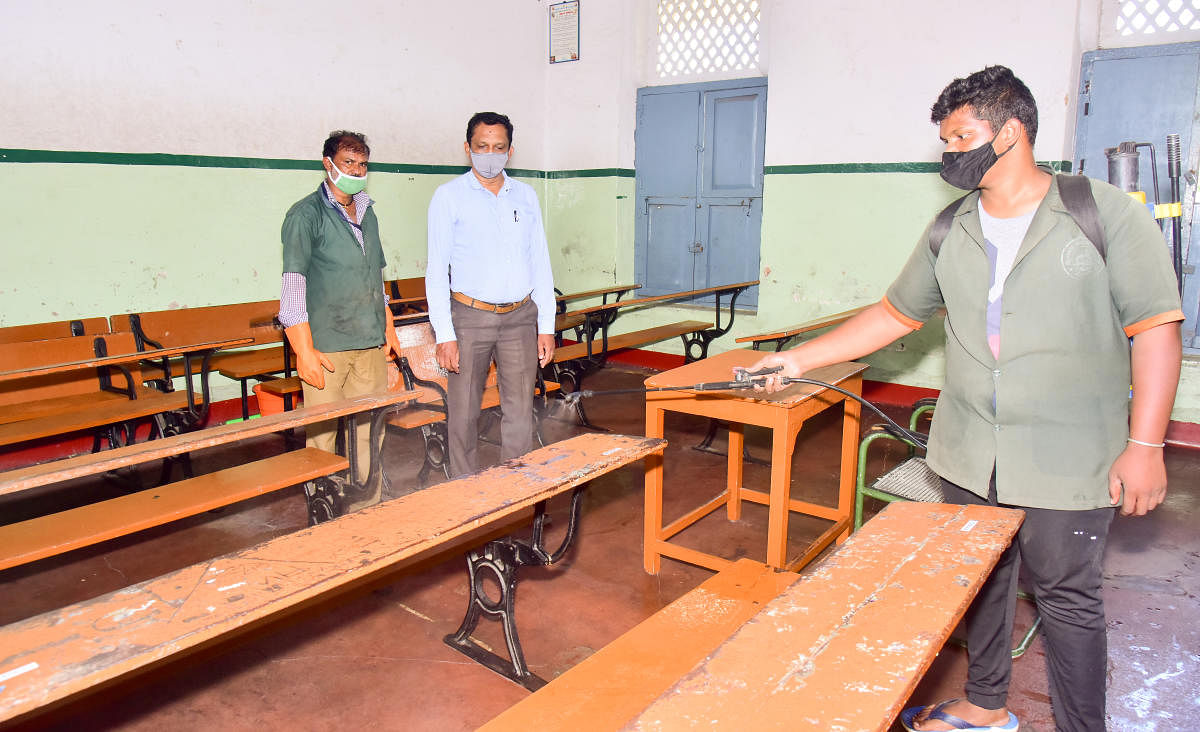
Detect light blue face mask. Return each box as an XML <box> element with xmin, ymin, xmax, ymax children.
<box><xmin>470</xmin><ymin>151</ymin><xmax>508</xmax><ymax>179</ymax></box>
<box><xmin>326</xmin><ymin>157</ymin><xmax>368</xmax><ymax>195</ymax></box>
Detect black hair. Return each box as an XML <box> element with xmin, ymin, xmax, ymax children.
<box><xmin>931</xmin><ymin>65</ymin><xmax>1038</xmax><ymax>145</ymax></box>
<box><xmin>466</xmin><ymin>112</ymin><xmax>514</xmax><ymax>145</ymax></box>
<box><xmin>322</xmin><ymin>131</ymin><xmax>370</xmax><ymax>160</ymax></box>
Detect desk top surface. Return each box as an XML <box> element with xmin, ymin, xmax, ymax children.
<box><xmin>0</xmin><ymin>337</ymin><xmax>253</xmax><ymax>383</ymax></box>
<box><xmin>644</xmin><ymin>349</ymin><xmax>867</xmax><ymax>406</ymax></box>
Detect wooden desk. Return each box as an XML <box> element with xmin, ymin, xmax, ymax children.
<box><xmin>643</xmin><ymin>349</ymin><xmax>867</xmax><ymax>573</ymax></box>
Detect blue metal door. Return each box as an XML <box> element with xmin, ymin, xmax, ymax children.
<box><xmin>636</xmin><ymin>78</ymin><xmax>766</xmax><ymax>305</ymax></box>
<box><xmin>1074</xmin><ymin>42</ymin><xmax>1200</xmax><ymax>351</ymax></box>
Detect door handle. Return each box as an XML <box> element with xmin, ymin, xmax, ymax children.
<box><xmin>688</xmin><ymin>242</ymin><xmax>704</xmax><ymax>253</ymax></box>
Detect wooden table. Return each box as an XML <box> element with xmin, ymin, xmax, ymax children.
<box><xmin>643</xmin><ymin>349</ymin><xmax>868</xmax><ymax>573</ymax></box>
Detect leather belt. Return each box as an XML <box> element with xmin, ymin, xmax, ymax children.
<box><xmin>451</xmin><ymin>291</ymin><xmax>531</xmax><ymax>314</ymax></box>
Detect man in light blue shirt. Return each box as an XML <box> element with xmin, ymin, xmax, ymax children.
<box><xmin>426</xmin><ymin>112</ymin><xmax>556</xmax><ymax>477</ymax></box>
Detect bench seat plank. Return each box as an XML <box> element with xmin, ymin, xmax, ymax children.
<box><xmin>214</xmin><ymin>347</ymin><xmax>287</xmax><ymax>380</ymax></box>
<box><xmin>0</xmin><ymin>390</ymin><xmax>191</xmax><ymax>448</ymax></box>
<box><xmin>0</xmin><ymin>388</ymin><xmax>164</xmax><ymax>427</ymax></box>
<box><xmin>568</xmin><ymin>281</ymin><xmax>757</xmax><ymax>317</ymax></box>
<box><xmin>0</xmin><ymin>447</ymin><xmax>348</xmax><ymax>571</ymax></box>
<box><xmin>481</xmin><ymin>558</ymin><xmax>798</xmax><ymax>731</ymax></box>
<box><xmin>554</xmin><ymin>320</ymin><xmax>712</xmax><ymax>363</ymax></box>
<box><xmin>0</xmin><ymin>433</ymin><xmax>665</xmax><ymax>724</ymax></box>
<box><xmin>626</xmin><ymin>501</ymin><xmax>1023</xmax><ymax>731</ymax></box>
<box><xmin>0</xmin><ymin>390</ymin><xmax>417</xmax><ymax>496</ymax></box>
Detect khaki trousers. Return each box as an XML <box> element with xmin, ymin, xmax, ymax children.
<box><xmin>301</xmin><ymin>346</ymin><xmax>388</xmax><ymax>482</ymax></box>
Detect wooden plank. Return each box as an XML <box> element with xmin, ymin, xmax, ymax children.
<box><xmin>0</xmin><ymin>448</ymin><xmax>348</xmax><ymax>571</ymax></box>
<box><xmin>0</xmin><ymin>318</ymin><xmax>109</xmax><ymax>345</ymax></box>
<box><xmin>0</xmin><ymin>390</ymin><xmax>191</xmax><ymax>448</ymax></box>
<box><xmin>555</xmin><ymin>284</ymin><xmax>641</xmax><ymax>303</ymax></box>
<box><xmin>735</xmin><ymin>305</ymin><xmax>869</xmax><ymax>344</ymax></box>
<box><xmin>0</xmin><ymin>433</ymin><xmax>666</xmax><ymax>725</ymax></box>
<box><xmin>256</xmin><ymin>376</ymin><xmax>302</xmax><ymax>396</ymax></box>
<box><xmin>568</xmin><ymin>281</ymin><xmax>758</xmax><ymax>317</ymax></box>
<box><xmin>0</xmin><ymin>389</ymin><xmax>418</xmax><ymax>496</ymax></box>
<box><xmin>0</xmin><ymin>338</ymin><xmax>252</xmax><ymax>383</ymax></box>
<box><xmin>553</xmin><ymin>320</ymin><xmax>712</xmax><ymax>363</ymax></box>
<box><xmin>626</xmin><ymin>502</ymin><xmax>1024</xmax><ymax>731</ymax></box>
<box><xmin>482</xmin><ymin>559</ymin><xmax>798</xmax><ymax>731</ymax></box>
<box><xmin>110</xmin><ymin>301</ymin><xmax>281</xmax><ymax>349</ymax></box>
<box><xmin>0</xmin><ymin>390</ymin><xmax>133</xmax><ymax>425</ymax></box>
<box><xmin>214</xmin><ymin>349</ymin><xmax>286</xmax><ymax>379</ymax></box>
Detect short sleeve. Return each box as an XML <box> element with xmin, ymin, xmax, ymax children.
<box><xmin>1094</xmin><ymin>179</ymin><xmax>1183</xmax><ymax>331</ymax></box>
<box><xmin>884</xmin><ymin>219</ymin><xmax>944</xmax><ymax>326</ymax></box>
<box><xmin>281</xmin><ymin>203</ymin><xmax>315</xmax><ymax>275</ymax></box>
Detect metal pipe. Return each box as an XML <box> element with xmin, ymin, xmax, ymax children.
<box><xmin>1167</xmin><ymin>133</ymin><xmax>1183</xmax><ymax>294</ymax></box>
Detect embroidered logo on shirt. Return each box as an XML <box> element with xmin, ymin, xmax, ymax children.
<box><xmin>1061</xmin><ymin>236</ymin><xmax>1103</xmax><ymax>280</ymax></box>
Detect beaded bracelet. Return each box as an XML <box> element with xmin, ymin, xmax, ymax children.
<box><xmin>1127</xmin><ymin>437</ymin><xmax>1166</xmax><ymax>448</ymax></box>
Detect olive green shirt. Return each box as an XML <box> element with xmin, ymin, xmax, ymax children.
<box><xmin>884</xmin><ymin>174</ymin><xmax>1183</xmax><ymax>509</ymax></box>
<box><xmin>281</xmin><ymin>186</ymin><xmax>387</xmax><ymax>353</ymax></box>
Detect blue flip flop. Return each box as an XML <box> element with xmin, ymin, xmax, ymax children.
<box><xmin>899</xmin><ymin>698</ymin><xmax>1019</xmax><ymax>731</ymax></box>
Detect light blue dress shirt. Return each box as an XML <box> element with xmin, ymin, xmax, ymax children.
<box><xmin>426</xmin><ymin>171</ymin><xmax>556</xmax><ymax>343</ymax></box>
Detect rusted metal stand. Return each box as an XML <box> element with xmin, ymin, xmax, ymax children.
<box><xmin>444</xmin><ymin>486</ymin><xmax>586</xmax><ymax>690</ymax></box>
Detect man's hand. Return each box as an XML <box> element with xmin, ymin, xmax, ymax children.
<box><xmin>295</xmin><ymin>347</ymin><xmax>334</xmax><ymax>390</ymax></box>
<box><xmin>436</xmin><ymin>340</ymin><xmax>460</xmax><ymax>373</ymax></box>
<box><xmin>537</xmin><ymin>334</ymin><xmax>556</xmax><ymax>368</ymax></box>
<box><xmin>1108</xmin><ymin>443</ymin><xmax>1168</xmax><ymax>516</ymax></box>
<box><xmin>383</xmin><ymin>325</ymin><xmax>402</xmax><ymax>362</ymax></box>
<box><xmin>742</xmin><ymin>351</ymin><xmax>806</xmax><ymax>393</ymax></box>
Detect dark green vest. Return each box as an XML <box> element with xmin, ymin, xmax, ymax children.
<box><xmin>281</xmin><ymin>186</ymin><xmax>386</xmax><ymax>352</ymax></box>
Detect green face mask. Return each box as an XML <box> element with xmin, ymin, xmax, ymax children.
<box><xmin>326</xmin><ymin>157</ymin><xmax>368</xmax><ymax>195</ymax></box>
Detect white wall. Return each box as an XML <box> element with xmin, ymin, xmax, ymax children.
<box><xmin>0</xmin><ymin>0</ymin><xmax>551</xmax><ymax>168</ymax></box>
<box><xmin>761</xmin><ymin>0</ymin><xmax>1091</xmax><ymax>166</ymax></box>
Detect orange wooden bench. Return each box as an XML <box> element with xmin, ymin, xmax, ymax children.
<box><xmin>482</xmin><ymin>501</ymin><xmax>1023</xmax><ymax>731</ymax></box>
<box><xmin>0</xmin><ymin>432</ymin><xmax>664</xmax><ymax>727</ymax></box>
<box><xmin>0</xmin><ymin>332</ymin><xmax>219</xmax><ymax>456</ymax></box>
<box><xmin>0</xmin><ymin>389</ymin><xmax>416</xmax><ymax>574</ymax></box>
<box><xmin>112</xmin><ymin>300</ymin><xmax>289</xmax><ymax>420</ymax></box>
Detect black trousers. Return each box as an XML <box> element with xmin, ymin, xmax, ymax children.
<box><xmin>941</xmin><ymin>476</ymin><xmax>1114</xmax><ymax>732</ymax></box>
<box><xmin>446</xmin><ymin>299</ymin><xmax>538</xmax><ymax>477</ymax></box>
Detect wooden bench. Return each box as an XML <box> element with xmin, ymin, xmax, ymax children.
<box><xmin>0</xmin><ymin>389</ymin><xmax>417</xmax><ymax>574</ymax></box>
<box><xmin>0</xmin><ymin>317</ymin><xmax>109</xmax><ymax>345</ymax></box>
<box><xmin>112</xmin><ymin>300</ymin><xmax>288</xmax><ymax>420</ymax></box>
<box><xmin>0</xmin><ymin>332</ymin><xmax>218</xmax><ymax>456</ymax></box>
<box><xmin>385</xmin><ymin>320</ymin><xmax>560</xmax><ymax>483</ymax></box>
<box><xmin>547</xmin><ymin>280</ymin><xmax>757</xmax><ymax>427</ymax></box>
<box><xmin>736</xmin><ymin>304</ymin><xmax>870</xmax><ymax>352</ymax></box>
<box><xmin>482</xmin><ymin>501</ymin><xmax>1023</xmax><ymax>731</ymax></box>
<box><xmin>386</xmin><ymin>276</ymin><xmax>428</xmax><ymax>315</ymax></box>
<box><xmin>552</xmin><ymin>283</ymin><xmax>641</xmax><ymax>342</ymax></box>
<box><xmin>0</xmin><ymin>432</ymin><xmax>664</xmax><ymax>726</ymax></box>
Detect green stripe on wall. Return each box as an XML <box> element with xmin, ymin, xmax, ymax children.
<box><xmin>0</xmin><ymin>149</ymin><xmax>636</xmax><ymax>180</ymax></box>
<box><xmin>0</xmin><ymin>148</ymin><xmax>1071</xmax><ymax>176</ymax></box>
<box><xmin>765</xmin><ymin>160</ymin><xmax>1072</xmax><ymax>174</ymax></box>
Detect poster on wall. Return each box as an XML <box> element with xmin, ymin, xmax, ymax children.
<box><xmin>549</xmin><ymin>1</ymin><xmax>579</xmax><ymax>63</ymax></box>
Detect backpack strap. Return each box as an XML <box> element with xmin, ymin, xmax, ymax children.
<box><xmin>1055</xmin><ymin>174</ymin><xmax>1106</xmax><ymax>262</ymax></box>
<box><xmin>928</xmin><ymin>176</ymin><xmax>1105</xmax><ymax>262</ymax></box>
<box><xmin>928</xmin><ymin>193</ymin><xmax>972</xmax><ymax>256</ymax></box>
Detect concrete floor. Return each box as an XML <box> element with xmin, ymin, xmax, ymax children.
<box><xmin>1</xmin><ymin>364</ymin><xmax>1197</xmax><ymax>731</ymax></box>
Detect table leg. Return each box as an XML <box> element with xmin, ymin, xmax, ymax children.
<box><xmin>765</xmin><ymin>416</ymin><xmax>800</xmax><ymax>568</ymax></box>
<box><xmin>835</xmin><ymin>376</ymin><xmax>864</xmax><ymax>543</ymax></box>
<box><xmin>644</xmin><ymin>402</ymin><xmax>666</xmax><ymax>574</ymax></box>
<box><xmin>726</xmin><ymin>422</ymin><xmax>744</xmax><ymax>521</ymax></box>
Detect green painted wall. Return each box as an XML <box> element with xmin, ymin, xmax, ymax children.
<box><xmin>3</xmin><ymin>156</ymin><xmax>1197</xmax><ymax>423</ymax></box>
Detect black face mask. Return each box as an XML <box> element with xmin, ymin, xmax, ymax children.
<box><xmin>940</xmin><ymin>130</ymin><xmax>1017</xmax><ymax>190</ymax></box>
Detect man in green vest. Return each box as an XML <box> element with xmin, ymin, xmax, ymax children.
<box><xmin>279</xmin><ymin>131</ymin><xmax>402</xmax><ymax>508</ymax></box>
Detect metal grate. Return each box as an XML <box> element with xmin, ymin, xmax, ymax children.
<box><xmin>656</xmin><ymin>0</ymin><xmax>761</xmax><ymax>78</ymax></box>
<box><xmin>1116</xmin><ymin>0</ymin><xmax>1200</xmax><ymax>35</ymax></box>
